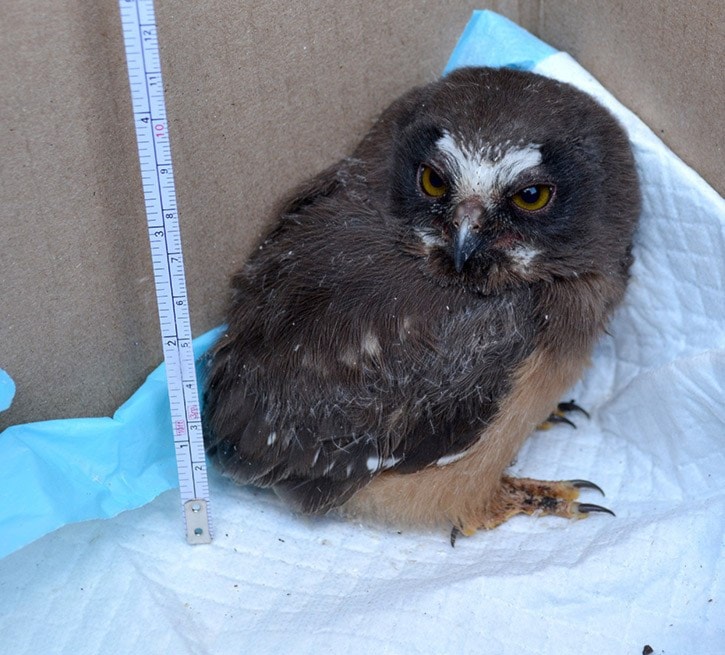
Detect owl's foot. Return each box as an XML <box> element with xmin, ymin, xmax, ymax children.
<box><xmin>537</xmin><ymin>399</ymin><xmax>590</xmax><ymax>430</ymax></box>
<box><xmin>450</xmin><ymin>475</ymin><xmax>613</xmax><ymax>546</ymax></box>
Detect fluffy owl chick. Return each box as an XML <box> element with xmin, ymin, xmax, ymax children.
<box><xmin>204</xmin><ymin>67</ymin><xmax>640</xmax><ymax>538</ymax></box>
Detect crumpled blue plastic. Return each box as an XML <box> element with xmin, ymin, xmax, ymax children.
<box><xmin>0</xmin><ymin>369</ymin><xmax>15</xmax><ymax>412</ymax></box>
<box><xmin>0</xmin><ymin>10</ymin><xmax>557</xmax><ymax>559</ymax></box>
<box><xmin>444</xmin><ymin>10</ymin><xmax>556</xmax><ymax>75</ymax></box>
<box><xmin>0</xmin><ymin>327</ymin><xmax>225</xmax><ymax>558</ymax></box>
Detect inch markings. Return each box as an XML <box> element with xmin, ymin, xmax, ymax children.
<box><xmin>119</xmin><ymin>0</ymin><xmax>212</xmax><ymax>544</ymax></box>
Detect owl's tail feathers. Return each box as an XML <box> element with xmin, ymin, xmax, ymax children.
<box><xmin>273</xmin><ymin>476</ymin><xmax>368</xmax><ymax>515</ymax></box>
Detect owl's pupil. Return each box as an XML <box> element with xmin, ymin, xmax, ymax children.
<box><xmin>520</xmin><ymin>186</ymin><xmax>540</xmax><ymax>202</ymax></box>
<box><xmin>428</xmin><ymin>169</ymin><xmax>443</xmax><ymax>188</ymax></box>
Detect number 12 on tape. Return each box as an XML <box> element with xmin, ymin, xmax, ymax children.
<box><xmin>119</xmin><ymin>0</ymin><xmax>212</xmax><ymax>544</ymax></box>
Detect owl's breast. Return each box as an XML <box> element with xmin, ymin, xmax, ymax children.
<box><xmin>374</xmin><ymin>288</ymin><xmax>538</xmax><ymax>471</ymax></box>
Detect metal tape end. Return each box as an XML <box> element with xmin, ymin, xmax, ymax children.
<box><xmin>184</xmin><ymin>498</ymin><xmax>212</xmax><ymax>545</ymax></box>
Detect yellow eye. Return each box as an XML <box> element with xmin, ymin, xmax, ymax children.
<box><xmin>511</xmin><ymin>185</ymin><xmax>553</xmax><ymax>211</ymax></box>
<box><xmin>419</xmin><ymin>165</ymin><xmax>448</xmax><ymax>198</ymax></box>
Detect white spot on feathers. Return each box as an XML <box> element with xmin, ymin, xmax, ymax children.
<box><xmin>414</xmin><ymin>227</ymin><xmax>446</xmax><ymax>252</ymax></box>
<box><xmin>267</xmin><ymin>432</ymin><xmax>277</xmax><ymax>446</ymax></box>
<box><xmin>367</xmin><ymin>455</ymin><xmax>402</xmax><ymax>473</ymax></box>
<box><xmin>381</xmin><ymin>456</ymin><xmax>402</xmax><ymax>470</ymax></box>
<box><xmin>435</xmin><ymin>449</ymin><xmax>470</xmax><ymax>467</ymax></box>
<box><xmin>508</xmin><ymin>245</ymin><xmax>540</xmax><ymax>273</ymax></box>
<box><xmin>361</xmin><ymin>331</ymin><xmax>381</xmax><ymax>359</ymax></box>
<box><xmin>398</xmin><ymin>316</ymin><xmax>415</xmax><ymax>343</ymax></box>
<box><xmin>339</xmin><ymin>347</ymin><xmax>358</xmax><ymax>368</ymax></box>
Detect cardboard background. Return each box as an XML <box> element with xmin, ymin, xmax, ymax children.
<box><xmin>1</xmin><ymin>0</ymin><xmax>723</xmax><ymax>428</ymax></box>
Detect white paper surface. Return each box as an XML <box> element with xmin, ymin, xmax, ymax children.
<box><xmin>2</xmin><ymin>44</ymin><xmax>723</xmax><ymax>655</ymax></box>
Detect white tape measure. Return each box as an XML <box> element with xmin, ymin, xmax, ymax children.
<box><xmin>119</xmin><ymin>0</ymin><xmax>212</xmax><ymax>544</ymax></box>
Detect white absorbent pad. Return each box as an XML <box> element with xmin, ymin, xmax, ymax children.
<box><xmin>1</xmin><ymin>11</ymin><xmax>723</xmax><ymax>655</ymax></box>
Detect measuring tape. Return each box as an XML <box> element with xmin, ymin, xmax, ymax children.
<box><xmin>119</xmin><ymin>0</ymin><xmax>212</xmax><ymax>544</ymax></box>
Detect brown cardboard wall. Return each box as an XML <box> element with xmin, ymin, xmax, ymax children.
<box><xmin>1</xmin><ymin>1</ymin><xmax>723</xmax><ymax>429</ymax></box>
<box><xmin>537</xmin><ymin>0</ymin><xmax>724</xmax><ymax>202</ymax></box>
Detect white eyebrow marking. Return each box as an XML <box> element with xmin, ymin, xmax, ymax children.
<box><xmin>436</xmin><ymin>132</ymin><xmax>542</xmax><ymax>202</ymax></box>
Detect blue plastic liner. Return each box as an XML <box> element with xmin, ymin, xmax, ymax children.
<box><xmin>444</xmin><ymin>10</ymin><xmax>556</xmax><ymax>74</ymax></box>
<box><xmin>0</xmin><ymin>327</ymin><xmax>225</xmax><ymax>558</ymax></box>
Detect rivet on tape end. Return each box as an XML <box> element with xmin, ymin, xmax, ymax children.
<box><xmin>184</xmin><ymin>498</ymin><xmax>212</xmax><ymax>545</ymax></box>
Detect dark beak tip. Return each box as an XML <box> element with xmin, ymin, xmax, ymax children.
<box><xmin>452</xmin><ymin>226</ymin><xmax>484</xmax><ymax>274</ymax></box>
<box><xmin>453</xmin><ymin>254</ymin><xmax>466</xmax><ymax>274</ymax></box>
<box><xmin>451</xmin><ymin>203</ymin><xmax>488</xmax><ymax>274</ymax></box>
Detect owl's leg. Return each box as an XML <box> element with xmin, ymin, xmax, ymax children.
<box><xmin>450</xmin><ymin>475</ymin><xmax>613</xmax><ymax>546</ymax></box>
<box><xmin>537</xmin><ymin>399</ymin><xmax>590</xmax><ymax>430</ymax></box>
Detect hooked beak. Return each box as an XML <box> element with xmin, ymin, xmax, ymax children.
<box><xmin>452</xmin><ymin>199</ymin><xmax>486</xmax><ymax>273</ymax></box>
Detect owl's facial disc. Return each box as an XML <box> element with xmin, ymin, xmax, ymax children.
<box><xmin>430</xmin><ymin>132</ymin><xmax>545</xmax><ymax>273</ymax></box>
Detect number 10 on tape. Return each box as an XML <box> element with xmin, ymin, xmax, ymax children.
<box><xmin>119</xmin><ymin>0</ymin><xmax>212</xmax><ymax>544</ymax></box>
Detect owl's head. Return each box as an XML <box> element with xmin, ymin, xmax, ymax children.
<box><xmin>366</xmin><ymin>67</ymin><xmax>640</xmax><ymax>293</ymax></box>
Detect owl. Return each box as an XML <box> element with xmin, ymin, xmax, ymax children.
<box><xmin>203</xmin><ymin>67</ymin><xmax>640</xmax><ymax>542</ymax></box>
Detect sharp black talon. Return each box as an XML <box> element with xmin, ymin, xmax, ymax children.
<box><xmin>578</xmin><ymin>503</ymin><xmax>616</xmax><ymax>517</ymax></box>
<box><xmin>557</xmin><ymin>400</ymin><xmax>591</xmax><ymax>419</ymax></box>
<box><xmin>568</xmin><ymin>479</ymin><xmax>606</xmax><ymax>496</ymax></box>
<box><xmin>547</xmin><ymin>414</ymin><xmax>577</xmax><ymax>429</ymax></box>
<box><xmin>450</xmin><ymin>526</ymin><xmax>460</xmax><ymax>548</ymax></box>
